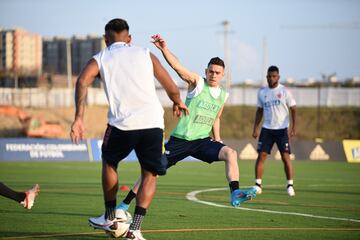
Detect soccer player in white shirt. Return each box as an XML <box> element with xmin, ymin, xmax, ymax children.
<box><xmin>252</xmin><ymin>66</ymin><xmax>297</xmax><ymax>196</ymax></box>
<box><xmin>70</xmin><ymin>18</ymin><xmax>188</xmax><ymax>240</ymax></box>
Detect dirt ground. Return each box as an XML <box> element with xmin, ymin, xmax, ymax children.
<box><xmin>1</xmin><ymin>105</ymin><xmax>358</xmax><ymax>140</ymax></box>
<box><xmin>0</xmin><ymin>106</ymin><xmax>109</xmax><ymax>139</ymax></box>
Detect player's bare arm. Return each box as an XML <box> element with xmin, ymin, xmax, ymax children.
<box><xmin>150</xmin><ymin>52</ymin><xmax>189</xmax><ymax>117</ymax></box>
<box><xmin>252</xmin><ymin>107</ymin><xmax>263</xmax><ymax>139</ymax></box>
<box><xmin>151</xmin><ymin>34</ymin><xmax>199</xmax><ymax>89</ymax></box>
<box><xmin>212</xmin><ymin>105</ymin><xmax>224</xmax><ymax>142</ymax></box>
<box><xmin>70</xmin><ymin>59</ymin><xmax>99</xmax><ymax>144</ymax></box>
<box><xmin>289</xmin><ymin>106</ymin><xmax>297</xmax><ymax>138</ymax></box>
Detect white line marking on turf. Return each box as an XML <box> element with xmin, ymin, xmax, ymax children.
<box><xmin>186</xmin><ymin>188</ymin><xmax>360</xmax><ymax>223</ymax></box>
<box><xmin>4</xmin><ymin>228</ymin><xmax>360</xmax><ymax>239</ymax></box>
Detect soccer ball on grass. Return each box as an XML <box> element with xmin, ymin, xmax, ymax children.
<box><xmin>106</xmin><ymin>209</ymin><xmax>132</xmax><ymax>238</ymax></box>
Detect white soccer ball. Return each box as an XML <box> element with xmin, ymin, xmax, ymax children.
<box><xmin>108</xmin><ymin>209</ymin><xmax>132</xmax><ymax>238</ymax></box>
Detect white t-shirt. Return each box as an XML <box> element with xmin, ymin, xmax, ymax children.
<box><xmin>187</xmin><ymin>77</ymin><xmax>229</xmax><ymax>101</ymax></box>
<box><xmin>93</xmin><ymin>42</ymin><xmax>164</xmax><ymax>130</ymax></box>
<box><xmin>257</xmin><ymin>84</ymin><xmax>296</xmax><ymax>129</ymax></box>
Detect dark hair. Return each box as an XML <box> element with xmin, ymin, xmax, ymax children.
<box><xmin>105</xmin><ymin>18</ymin><xmax>129</xmax><ymax>33</ymax></box>
<box><xmin>208</xmin><ymin>57</ymin><xmax>225</xmax><ymax>68</ymax></box>
<box><xmin>267</xmin><ymin>65</ymin><xmax>279</xmax><ymax>73</ymax></box>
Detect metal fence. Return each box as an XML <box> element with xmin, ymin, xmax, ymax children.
<box><xmin>0</xmin><ymin>87</ymin><xmax>359</xmax><ymax>108</ymax></box>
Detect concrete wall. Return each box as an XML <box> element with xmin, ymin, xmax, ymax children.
<box><xmin>0</xmin><ymin>87</ymin><xmax>359</xmax><ymax>108</ymax></box>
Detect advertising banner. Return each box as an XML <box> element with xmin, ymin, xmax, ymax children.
<box><xmin>0</xmin><ymin>138</ymin><xmax>90</xmax><ymax>161</ymax></box>
<box><xmin>0</xmin><ymin>138</ymin><xmax>141</xmax><ymax>162</ymax></box>
<box><xmin>343</xmin><ymin>140</ymin><xmax>360</xmax><ymax>163</ymax></box>
<box><xmin>0</xmin><ymin>138</ymin><xmax>351</xmax><ymax>162</ymax></box>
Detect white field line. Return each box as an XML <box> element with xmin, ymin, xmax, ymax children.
<box><xmin>186</xmin><ymin>188</ymin><xmax>360</xmax><ymax>223</ymax></box>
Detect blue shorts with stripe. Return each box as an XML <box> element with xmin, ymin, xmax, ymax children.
<box><xmin>101</xmin><ymin>124</ymin><xmax>167</xmax><ymax>175</ymax></box>
<box><xmin>257</xmin><ymin>127</ymin><xmax>291</xmax><ymax>154</ymax></box>
<box><xmin>165</xmin><ymin>136</ymin><xmax>226</xmax><ymax>168</ymax></box>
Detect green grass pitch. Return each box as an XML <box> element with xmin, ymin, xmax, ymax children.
<box><xmin>0</xmin><ymin>160</ymin><xmax>359</xmax><ymax>239</ymax></box>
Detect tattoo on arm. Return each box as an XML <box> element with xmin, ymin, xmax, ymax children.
<box><xmin>74</xmin><ymin>81</ymin><xmax>87</xmax><ymax>119</ymax></box>
<box><xmin>73</xmin><ymin>59</ymin><xmax>99</xmax><ymax>120</ymax></box>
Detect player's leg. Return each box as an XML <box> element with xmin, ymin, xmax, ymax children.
<box><xmin>218</xmin><ymin>146</ymin><xmax>257</xmax><ymax>206</ymax></box>
<box><xmin>0</xmin><ymin>182</ymin><xmax>40</xmax><ymax>209</ymax></box>
<box><xmin>218</xmin><ymin>146</ymin><xmax>239</xmax><ymax>183</ymax></box>
<box><xmin>281</xmin><ymin>152</ymin><xmax>293</xmax><ymax>181</ymax></box>
<box><xmin>281</xmin><ymin>152</ymin><xmax>295</xmax><ymax>196</ymax></box>
<box><xmin>93</xmin><ymin>177</ymin><xmax>139</xmax><ymax>225</ymax></box>
<box><xmin>102</xmin><ymin>160</ymin><xmax>119</xmax><ymax>221</ymax></box>
<box><xmin>116</xmin><ymin>136</ymin><xmax>187</xmax><ymax>211</ymax></box>
<box><xmin>89</xmin><ymin>125</ymin><xmax>133</xmax><ymax>230</ymax></box>
<box><xmin>116</xmin><ymin>177</ymin><xmax>141</xmax><ymax>211</ymax></box>
<box><xmin>255</xmin><ymin>128</ymin><xmax>274</xmax><ymax>194</ymax></box>
<box><xmin>192</xmin><ymin>139</ymin><xmax>256</xmax><ymax>207</ymax></box>
<box><xmin>255</xmin><ymin>152</ymin><xmax>267</xmax><ymax>194</ymax></box>
<box><xmin>275</xmin><ymin>128</ymin><xmax>295</xmax><ymax>196</ymax></box>
<box><xmin>0</xmin><ymin>182</ymin><xmax>26</xmax><ymax>203</ymax></box>
<box><xmin>125</xmin><ymin>128</ymin><xmax>166</xmax><ymax>240</ymax></box>
<box><xmin>89</xmin><ymin>161</ymin><xmax>122</xmax><ymax>230</ymax></box>
<box><xmin>125</xmin><ymin>168</ymin><xmax>156</xmax><ymax>240</ymax></box>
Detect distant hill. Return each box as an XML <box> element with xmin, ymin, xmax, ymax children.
<box><xmin>0</xmin><ymin>106</ymin><xmax>359</xmax><ymax>140</ymax></box>
<box><xmin>165</xmin><ymin>106</ymin><xmax>360</xmax><ymax>141</ymax></box>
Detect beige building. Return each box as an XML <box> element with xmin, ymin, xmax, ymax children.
<box><xmin>0</xmin><ymin>28</ymin><xmax>42</xmax><ymax>76</ymax></box>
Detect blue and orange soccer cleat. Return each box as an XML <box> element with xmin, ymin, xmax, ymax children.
<box><xmin>116</xmin><ymin>202</ymin><xmax>129</xmax><ymax>211</ymax></box>
<box><xmin>230</xmin><ymin>187</ymin><xmax>257</xmax><ymax>207</ymax></box>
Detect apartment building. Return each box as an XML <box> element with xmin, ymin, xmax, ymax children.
<box><xmin>71</xmin><ymin>35</ymin><xmax>105</xmax><ymax>75</ymax></box>
<box><xmin>0</xmin><ymin>28</ymin><xmax>42</xmax><ymax>76</ymax></box>
<box><xmin>43</xmin><ymin>35</ymin><xmax>105</xmax><ymax>76</ymax></box>
<box><xmin>43</xmin><ymin>37</ymin><xmax>68</xmax><ymax>75</ymax></box>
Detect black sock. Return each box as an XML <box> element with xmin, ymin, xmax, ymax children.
<box><xmin>0</xmin><ymin>182</ymin><xmax>26</xmax><ymax>203</ymax></box>
<box><xmin>129</xmin><ymin>206</ymin><xmax>147</xmax><ymax>231</ymax></box>
<box><xmin>123</xmin><ymin>190</ymin><xmax>136</xmax><ymax>205</ymax></box>
<box><xmin>105</xmin><ymin>200</ymin><xmax>116</xmax><ymax>220</ymax></box>
<box><xmin>229</xmin><ymin>181</ymin><xmax>239</xmax><ymax>193</ymax></box>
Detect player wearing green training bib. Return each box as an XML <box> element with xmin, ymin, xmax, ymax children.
<box><xmin>172</xmin><ymin>78</ymin><xmax>226</xmax><ymax>140</ymax></box>
<box><xmin>97</xmin><ymin>34</ymin><xmax>257</xmax><ymax>217</ymax></box>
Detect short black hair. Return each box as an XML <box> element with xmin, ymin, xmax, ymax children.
<box><xmin>208</xmin><ymin>57</ymin><xmax>225</xmax><ymax>68</ymax></box>
<box><xmin>267</xmin><ymin>65</ymin><xmax>279</xmax><ymax>73</ymax></box>
<box><xmin>105</xmin><ymin>18</ymin><xmax>129</xmax><ymax>33</ymax></box>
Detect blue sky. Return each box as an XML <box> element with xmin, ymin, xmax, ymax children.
<box><xmin>1</xmin><ymin>0</ymin><xmax>359</xmax><ymax>83</ymax></box>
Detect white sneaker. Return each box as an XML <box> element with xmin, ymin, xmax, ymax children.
<box><xmin>88</xmin><ymin>214</ymin><xmax>106</xmax><ymax>229</ymax></box>
<box><xmin>20</xmin><ymin>184</ymin><xmax>40</xmax><ymax>209</ymax></box>
<box><xmin>254</xmin><ymin>185</ymin><xmax>262</xmax><ymax>194</ymax></box>
<box><xmin>89</xmin><ymin>216</ymin><xmax>117</xmax><ymax>232</ymax></box>
<box><xmin>287</xmin><ymin>185</ymin><xmax>295</xmax><ymax>197</ymax></box>
<box><xmin>89</xmin><ymin>209</ymin><xmax>132</xmax><ymax>229</ymax></box>
<box><xmin>124</xmin><ymin>230</ymin><xmax>146</xmax><ymax>240</ymax></box>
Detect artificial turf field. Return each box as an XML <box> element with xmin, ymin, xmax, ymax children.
<box><xmin>0</xmin><ymin>160</ymin><xmax>359</xmax><ymax>240</ymax></box>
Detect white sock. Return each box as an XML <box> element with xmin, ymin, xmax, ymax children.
<box><xmin>287</xmin><ymin>180</ymin><xmax>294</xmax><ymax>186</ymax></box>
<box><xmin>255</xmin><ymin>179</ymin><xmax>262</xmax><ymax>185</ymax></box>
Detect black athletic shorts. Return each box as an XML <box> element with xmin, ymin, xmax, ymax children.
<box><xmin>165</xmin><ymin>136</ymin><xmax>226</xmax><ymax>168</ymax></box>
<box><xmin>101</xmin><ymin>124</ymin><xmax>167</xmax><ymax>175</ymax></box>
<box><xmin>257</xmin><ymin>127</ymin><xmax>291</xmax><ymax>154</ymax></box>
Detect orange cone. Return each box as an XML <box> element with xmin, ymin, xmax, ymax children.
<box><xmin>120</xmin><ymin>185</ymin><xmax>130</xmax><ymax>191</ymax></box>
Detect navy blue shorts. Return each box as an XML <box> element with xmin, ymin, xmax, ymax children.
<box><xmin>101</xmin><ymin>125</ymin><xmax>167</xmax><ymax>176</ymax></box>
<box><xmin>257</xmin><ymin>128</ymin><xmax>291</xmax><ymax>154</ymax></box>
<box><xmin>165</xmin><ymin>136</ymin><xmax>226</xmax><ymax>168</ymax></box>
